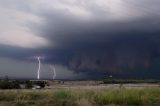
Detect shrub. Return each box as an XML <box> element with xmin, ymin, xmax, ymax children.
<box><xmin>0</xmin><ymin>81</ymin><xmax>20</xmax><ymax>89</ymax></box>
<box><xmin>25</xmin><ymin>81</ymin><xmax>32</xmax><ymax>89</ymax></box>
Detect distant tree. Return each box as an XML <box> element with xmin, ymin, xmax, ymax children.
<box><xmin>0</xmin><ymin>80</ymin><xmax>20</xmax><ymax>89</ymax></box>
<box><xmin>0</xmin><ymin>81</ymin><xmax>10</xmax><ymax>89</ymax></box>
<box><xmin>25</xmin><ymin>81</ymin><xmax>33</xmax><ymax>89</ymax></box>
<box><xmin>11</xmin><ymin>81</ymin><xmax>20</xmax><ymax>89</ymax></box>
<box><xmin>36</xmin><ymin>81</ymin><xmax>45</xmax><ymax>88</ymax></box>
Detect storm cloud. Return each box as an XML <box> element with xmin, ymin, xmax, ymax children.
<box><xmin>0</xmin><ymin>0</ymin><xmax>160</xmax><ymax>79</ymax></box>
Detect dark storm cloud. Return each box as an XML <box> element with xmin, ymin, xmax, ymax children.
<box><xmin>1</xmin><ymin>0</ymin><xmax>160</xmax><ymax>78</ymax></box>
<box><xmin>30</xmin><ymin>8</ymin><xmax>160</xmax><ymax>74</ymax></box>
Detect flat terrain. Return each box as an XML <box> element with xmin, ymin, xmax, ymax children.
<box><xmin>47</xmin><ymin>83</ymin><xmax>160</xmax><ymax>89</ymax></box>
<box><xmin>0</xmin><ymin>84</ymin><xmax>160</xmax><ymax>106</ymax></box>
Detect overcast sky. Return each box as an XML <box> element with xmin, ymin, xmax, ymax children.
<box><xmin>0</xmin><ymin>0</ymin><xmax>160</xmax><ymax>79</ymax></box>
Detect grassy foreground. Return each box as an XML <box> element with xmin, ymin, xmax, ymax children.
<box><xmin>0</xmin><ymin>88</ymin><xmax>160</xmax><ymax>106</ymax></box>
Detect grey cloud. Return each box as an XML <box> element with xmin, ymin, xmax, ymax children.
<box><xmin>30</xmin><ymin>0</ymin><xmax>160</xmax><ymax>78</ymax></box>
<box><xmin>1</xmin><ymin>0</ymin><xmax>160</xmax><ymax>79</ymax></box>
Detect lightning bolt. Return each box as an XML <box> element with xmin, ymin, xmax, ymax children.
<box><xmin>37</xmin><ymin>57</ymin><xmax>41</xmax><ymax>80</ymax></box>
<box><xmin>50</xmin><ymin>65</ymin><xmax>56</xmax><ymax>80</ymax></box>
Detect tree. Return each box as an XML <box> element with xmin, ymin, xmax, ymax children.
<box><xmin>36</xmin><ymin>81</ymin><xmax>45</xmax><ymax>88</ymax></box>
<box><xmin>0</xmin><ymin>80</ymin><xmax>20</xmax><ymax>89</ymax></box>
<box><xmin>25</xmin><ymin>81</ymin><xmax>33</xmax><ymax>89</ymax></box>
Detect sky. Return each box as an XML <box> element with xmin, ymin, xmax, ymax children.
<box><xmin>0</xmin><ymin>0</ymin><xmax>160</xmax><ymax>79</ymax></box>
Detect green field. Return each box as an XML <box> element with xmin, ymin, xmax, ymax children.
<box><xmin>0</xmin><ymin>87</ymin><xmax>160</xmax><ymax>106</ymax></box>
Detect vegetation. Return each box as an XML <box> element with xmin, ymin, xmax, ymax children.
<box><xmin>0</xmin><ymin>80</ymin><xmax>47</xmax><ymax>89</ymax></box>
<box><xmin>103</xmin><ymin>79</ymin><xmax>160</xmax><ymax>84</ymax></box>
<box><xmin>25</xmin><ymin>81</ymin><xmax>46</xmax><ymax>89</ymax></box>
<box><xmin>0</xmin><ymin>80</ymin><xmax>20</xmax><ymax>89</ymax></box>
<box><xmin>0</xmin><ymin>88</ymin><xmax>159</xmax><ymax>106</ymax></box>
<box><xmin>35</xmin><ymin>81</ymin><xmax>45</xmax><ymax>88</ymax></box>
<box><xmin>25</xmin><ymin>81</ymin><xmax>33</xmax><ymax>89</ymax></box>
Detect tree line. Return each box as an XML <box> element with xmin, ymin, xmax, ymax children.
<box><xmin>0</xmin><ymin>80</ymin><xmax>47</xmax><ymax>89</ymax></box>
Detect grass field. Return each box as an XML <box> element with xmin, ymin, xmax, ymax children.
<box><xmin>0</xmin><ymin>85</ymin><xmax>160</xmax><ymax>106</ymax></box>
